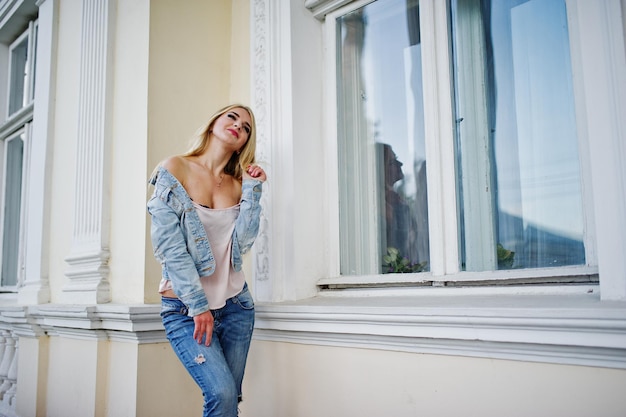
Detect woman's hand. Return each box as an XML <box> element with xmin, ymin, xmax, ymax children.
<box><xmin>243</xmin><ymin>164</ymin><xmax>267</xmax><ymax>182</ymax></box>
<box><xmin>193</xmin><ymin>310</ymin><xmax>215</xmax><ymax>346</ymax></box>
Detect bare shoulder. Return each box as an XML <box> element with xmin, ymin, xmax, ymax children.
<box><xmin>161</xmin><ymin>155</ymin><xmax>189</xmax><ymax>186</ymax></box>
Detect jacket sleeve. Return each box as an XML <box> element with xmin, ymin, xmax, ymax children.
<box><xmin>147</xmin><ymin>190</ymin><xmax>210</xmax><ymax>316</ymax></box>
<box><xmin>234</xmin><ymin>179</ymin><xmax>263</xmax><ymax>254</ymax></box>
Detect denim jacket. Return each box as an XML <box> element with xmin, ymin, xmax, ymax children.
<box><xmin>147</xmin><ymin>166</ymin><xmax>262</xmax><ymax>316</ymax></box>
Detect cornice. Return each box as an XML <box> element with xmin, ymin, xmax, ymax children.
<box><xmin>254</xmin><ymin>294</ymin><xmax>626</xmax><ymax>369</ymax></box>
<box><xmin>20</xmin><ymin>304</ymin><xmax>166</xmax><ymax>343</ymax></box>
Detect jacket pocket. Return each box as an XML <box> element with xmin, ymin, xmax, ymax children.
<box><xmin>233</xmin><ymin>286</ymin><xmax>255</xmax><ymax>310</ymax></box>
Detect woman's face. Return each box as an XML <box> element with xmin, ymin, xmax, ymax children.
<box><xmin>211</xmin><ymin>107</ymin><xmax>253</xmax><ymax>151</ymax></box>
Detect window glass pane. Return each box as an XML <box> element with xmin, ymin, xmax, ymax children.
<box><xmin>9</xmin><ymin>37</ymin><xmax>29</xmax><ymax>115</ymax></box>
<box><xmin>2</xmin><ymin>135</ymin><xmax>24</xmax><ymax>286</ymax></box>
<box><xmin>337</xmin><ymin>0</ymin><xmax>429</xmax><ymax>275</ymax></box>
<box><xmin>452</xmin><ymin>0</ymin><xmax>585</xmax><ymax>271</ymax></box>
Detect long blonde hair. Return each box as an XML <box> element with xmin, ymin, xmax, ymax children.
<box><xmin>183</xmin><ymin>104</ymin><xmax>257</xmax><ymax>181</ymax></box>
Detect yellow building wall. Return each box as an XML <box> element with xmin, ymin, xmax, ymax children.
<box><xmin>144</xmin><ymin>0</ymin><xmax>250</xmax><ymax>304</ymax></box>
<box><xmin>135</xmin><ymin>342</ymin><xmax>203</xmax><ymax>416</ymax></box>
<box><xmin>45</xmin><ymin>337</ymin><xmax>108</xmax><ymax>417</ymax></box>
<box><xmin>241</xmin><ymin>341</ymin><xmax>626</xmax><ymax>417</ymax></box>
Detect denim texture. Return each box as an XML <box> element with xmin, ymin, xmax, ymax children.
<box><xmin>147</xmin><ymin>166</ymin><xmax>262</xmax><ymax>315</ymax></box>
<box><xmin>161</xmin><ymin>284</ymin><xmax>255</xmax><ymax>417</ymax></box>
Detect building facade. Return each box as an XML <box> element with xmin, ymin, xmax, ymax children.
<box><xmin>0</xmin><ymin>0</ymin><xmax>624</xmax><ymax>416</ymax></box>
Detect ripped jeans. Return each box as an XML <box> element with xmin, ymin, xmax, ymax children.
<box><xmin>161</xmin><ymin>283</ymin><xmax>255</xmax><ymax>417</ymax></box>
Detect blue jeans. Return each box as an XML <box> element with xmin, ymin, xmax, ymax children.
<box><xmin>161</xmin><ymin>284</ymin><xmax>255</xmax><ymax>417</ymax></box>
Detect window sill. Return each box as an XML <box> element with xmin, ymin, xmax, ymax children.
<box><xmin>254</xmin><ymin>285</ymin><xmax>626</xmax><ymax>369</ymax></box>
<box><xmin>317</xmin><ymin>265</ymin><xmax>599</xmax><ymax>289</ymax></box>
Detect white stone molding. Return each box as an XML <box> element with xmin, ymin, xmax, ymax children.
<box><xmin>254</xmin><ymin>293</ymin><xmax>626</xmax><ymax>369</ymax></box>
<box><xmin>63</xmin><ymin>0</ymin><xmax>116</xmax><ymax>304</ymax></box>
<box><xmin>0</xmin><ymin>0</ymin><xmax>37</xmax><ymax>33</ymax></box>
<box><xmin>0</xmin><ymin>330</ymin><xmax>15</xmax><ymax>402</ymax></box>
<box><xmin>28</xmin><ymin>304</ymin><xmax>166</xmax><ymax>343</ymax></box>
<box><xmin>0</xmin><ymin>1</ymin><xmax>20</xmax><ymax>25</ymax></box>
<box><xmin>252</xmin><ymin>0</ymin><xmax>311</xmax><ymax>303</ymax></box>
<box><xmin>566</xmin><ymin>0</ymin><xmax>626</xmax><ymax>301</ymax></box>
<box><xmin>0</xmin><ymin>304</ymin><xmax>165</xmax><ymax>342</ymax></box>
<box><xmin>251</xmin><ymin>0</ymin><xmax>273</xmax><ymax>298</ymax></box>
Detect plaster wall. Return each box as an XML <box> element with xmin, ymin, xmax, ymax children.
<box><xmin>16</xmin><ymin>336</ymin><xmax>48</xmax><ymax>417</ymax></box>
<box><xmin>144</xmin><ymin>0</ymin><xmax>236</xmax><ymax>304</ymax></box>
<box><xmin>109</xmin><ymin>0</ymin><xmax>151</xmax><ymax>304</ymax></box>
<box><xmin>241</xmin><ymin>340</ymin><xmax>626</xmax><ymax>417</ymax></box>
<box><xmin>45</xmin><ymin>337</ymin><xmax>108</xmax><ymax>417</ymax></box>
<box><xmin>106</xmin><ymin>341</ymin><xmax>202</xmax><ymax>417</ymax></box>
<box><xmin>229</xmin><ymin>0</ymin><xmax>251</xmax><ymax>104</ymax></box>
<box><xmin>136</xmin><ymin>342</ymin><xmax>203</xmax><ymax>416</ymax></box>
<box><xmin>106</xmin><ymin>341</ymin><xmax>138</xmax><ymax>417</ymax></box>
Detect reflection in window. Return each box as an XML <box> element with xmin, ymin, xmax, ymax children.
<box><xmin>452</xmin><ymin>0</ymin><xmax>585</xmax><ymax>270</ymax></box>
<box><xmin>337</xmin><ymin>0</ymin><xmax>429</xmax><ymax>275</ymax></box>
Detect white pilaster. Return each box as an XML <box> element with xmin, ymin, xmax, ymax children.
<box><xmin>251</xmin><ymin>0</ymin><xmax>324</xmax><ymax>302</ymax></box>
<box><xmin>63</xmin><ymin>0</ymin><xmax>116</xmax><ymax>304</ymax></box>
<box><xmin>568</xmin><ymin>0</ymin><xmax>626</xmax><ymax>300</ymax></box>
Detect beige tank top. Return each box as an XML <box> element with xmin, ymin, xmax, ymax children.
<box><xmin>159</xmin><ymin>202</ymin><xmax>245</xmax><ymax>309</ymax></box>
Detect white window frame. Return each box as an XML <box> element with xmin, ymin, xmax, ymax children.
<box><xmin>6</xmin><ymin>21</ymin><xmax>37</xmax><ymax>118</ymax></box>
<box><xmin>0</xmin><ymin>126</ymin><xmax>29</xmax><ymax>290</ymax></box>
<box><xmin>318</xmin><ymin>0</ymin><xmax>602</xmax><ymax>290</ymax></box>
<box><xmin>0</xmin><ymin>21</ymin><xmax>37</xmax><ymax>292</ymax></box>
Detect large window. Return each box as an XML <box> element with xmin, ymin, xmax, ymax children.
<box><xmin>0</xmin><ymin>21</ymin><xmax>37</xmax><ymax>289</ymax></box>
<box><xmin>335</xmin><ymin>0</ymin><xmax>593</xmax><ymax>279</ymax></box>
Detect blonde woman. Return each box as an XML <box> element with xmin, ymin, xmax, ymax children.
<box><xmin>148</xmin><ymin>104</ymin><xmax>265</xmax><ymax>416</ymax></box>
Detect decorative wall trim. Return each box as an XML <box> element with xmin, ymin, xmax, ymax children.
<box><xmin>63</xmin><ymin>0</ymin><xmax>116</xmax><ymax>304</ymax></box>
<box><xmin>0</xmin><ymin>0</ymin><xmax>38</xmax><ymax>41</ymax></box>
<box><xmin>253</xmin><ymin>293</ymin><xmax>626</xmax><ymax>369</ymax></box>
<box><xmin>251</xmin><ymin>0</ymin><xmax>271</xmax><ymax>284</ymax></box>
<box><xmin>0</xmin><ymin>0</ymin><xmax>20</xmax><ymax>25</ymax></box>
<box><xmin>254</xmin><ymin>328</ymin><xmax>626</xmax><ymax>369</ymax></box>
<box><xmin>567</xmin><ymin>0</ymin><xmax>626</xmax><ymax>300</ymax></box>
<box><xmin>21</xmin><ymin>304</ymin><xmax>166</xmax><ymax>343</ymax></box>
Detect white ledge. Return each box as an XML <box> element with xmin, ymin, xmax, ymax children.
<box><xmin>0</xmin><ymin>304</ymin><xmax>167</xmax><ymax>343</ymax></box>
<box><xmin>254</xmin><ymin>291</ymin><xmax>626</xmax><ymax>369</ymax></box>
<box><xmin>29</xmin><ymin>303</ymin><xmax>163</xmax><ymax>331</ymax></box>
